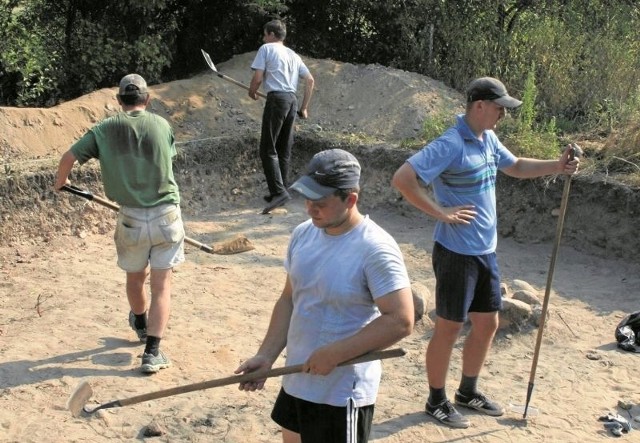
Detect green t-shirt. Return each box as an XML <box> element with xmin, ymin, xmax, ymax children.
<box><xmin>71</xmin><ymin>110</ymin><xmax>180</xmax><ymax>207</ymax></box>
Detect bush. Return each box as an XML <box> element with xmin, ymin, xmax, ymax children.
<box><xmin>500</xmin><ymin>123</ymin><xmax>560</xmax><ymax>160</ymax></box>
<box><xmin>421</xmin><ymin>111</ymin><xmax>456</xmax><ymax>144</ymax></box>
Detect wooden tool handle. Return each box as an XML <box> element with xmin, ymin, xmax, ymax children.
<box><xmin>119</xmin><ymin>348</ymin><xmax>406</xmax><ymax>407</ymax></box>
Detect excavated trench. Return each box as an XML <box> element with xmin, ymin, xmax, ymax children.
<box><xmin>1</xmin><ymin>132</ymin><xmax>638</xmax><ymax>262</ymax></box>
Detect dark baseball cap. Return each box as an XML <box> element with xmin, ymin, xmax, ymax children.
<box><xmin>466</xmin><ymin>77</ymin><xmax>522</xmax><ymax>108</ymax></box>
<box><xmin>118</xmin><ymin>74</ymin><xmax>148</xmax><ymax>96</ymax></box>
<box><xmin>290</xmin><ymin>149</ymin><xmax>361</xmax><ymax>200</ymax></box>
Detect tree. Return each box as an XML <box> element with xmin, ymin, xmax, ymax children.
<box><xmin>0</xmin><ymin>0</ymin><xmax>184</xmax><ymax>106</ymax></box>
<box><xmin>172</xmin><ymin>0</ymin><xmax>281</xmax><ymax>78</ymax></box>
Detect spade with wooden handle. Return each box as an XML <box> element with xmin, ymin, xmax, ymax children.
<box><xmin>201</xmin><ymin>49</ymin><xmax>267</xmax><ymax>99</ymax></box>
<box><xmin>67</xmin><ymin>348</ymin><xmax>406</xmax><ymax>416</ymax></box>
<box><xmin>61</xmin><ymin>184</ymin><xmax>254</xmax><ymax>255</ymax></box>
<box><xmin>201</xmin><ymin>49</ymin><xmax>304</xmax><ymax>118</ymax></box>
<box><xmin>521</xmin><ymin>144</ymin><xmax>581</xmax><ymax>419</ymax></box>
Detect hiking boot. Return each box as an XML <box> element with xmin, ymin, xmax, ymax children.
<box><xmin>425</xmin><ymin>400</ymin><xmax>470</xmax><ymax>428</ymax></box>
<box><xmin>128</xmin><ymin>311</ymin><xmax>147</xmax><ymax>342</ymax></box>
<box><xmin>140</xmin><ymin>350</ymin><xmax>171</xmax><ymax>373</ymax></box>
<box><xmin>454</xmin><ymin>390</ymin><xmax>505</xmax><ymax>416</ymax></box>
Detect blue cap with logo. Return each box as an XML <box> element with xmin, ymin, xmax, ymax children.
<box><xmin>290</xmin><ymin>149</ymin><xmax>361</xmax><ymax>200</ymax></box>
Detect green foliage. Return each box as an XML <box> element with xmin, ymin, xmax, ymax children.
<box><xmin>420</xmin><ymin>111</ymin><xmax>456</xmax><ymax>144</ymax></box>
<box><xmin>60</xmin><ymin>1</ymin><xmax>182</xmax><ymax>95</ymax></box>
<box><xmin>0</xmin><ymin>0</ymin><xmax>184</xmax><ymax>105</ymax></box>
<box><xmin>501</xmin><ymin>123</ymin><xmax>560</xmax><ymax>160</ymax></box>
<box><xmin>173</xmin><ymin>0</ymin><xmax>282</xmax><ymax>78</ymax></box>
<box><xmin>508</xmin><ymin>2</ymin><xmax>640</xmax><ymax>132</ymax></box>
<box><xmin>498</xmin><ymin>63</ymin><xmax>560</xmax><ymax>160</ymax></box>
<box><xmin>284</xmin><ymin>0</ymin><xmax>377</xmax><ymax>61</ymax></box>
<box><xmin>519</xmin><ymin>63</ymin><xmax>537</xmax><ymax>131</ymax></box>
<box><xmin>0</xmin><ymin>2</ymin><xmax>61</xmax><ymax>106</ymax></box>
<box><xmin>599</xmin><ymin>84</ymin><xmax>640</xmax><ymax>176</ymax></box>
<box><xmin>499</xmin><ymin>109</ymin><xmax>560</xmax><ymax>160</ymax></box>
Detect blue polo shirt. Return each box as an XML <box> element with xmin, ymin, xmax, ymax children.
<box><xmin>407</xmin><ymin>114</ymin><xmax>517</xmax><ymax>255</ymax></box>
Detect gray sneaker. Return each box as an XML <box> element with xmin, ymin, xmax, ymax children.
<box><xmin>128</xmin><ymin>311</ymin><xmax>147</xmax><ymax>343</ymax></box>
<box><xmin>141</xmin><ymin>350</ymin><xmax>171</xmax><ymax>373</ymax></box>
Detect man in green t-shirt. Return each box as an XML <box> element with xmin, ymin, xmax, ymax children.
<box><xmin>54</xmin><ymin>74</ymin><xmax>184</xmax><ymax>374</ymax></box>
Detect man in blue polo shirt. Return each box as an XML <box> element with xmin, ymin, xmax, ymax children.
<box><xmin>392</xmin><ymin>77</ymin><xmax>580</xmax><ymax>428</ymax></box>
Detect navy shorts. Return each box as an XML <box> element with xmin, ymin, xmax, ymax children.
<box><xmin>431</xmin><ymin>242</ymin><xmax>502</xmax><ymax>322</ymax></box>
<box><xmin>271</xmin><ymin>387</ymin><xmax>374</xmax><ymax>443</ymax></box>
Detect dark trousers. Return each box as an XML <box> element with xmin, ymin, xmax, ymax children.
<box><xmin>259</xmin><ymin>91</ymin><xmax>297</xmax><ymax>197</ymax></box>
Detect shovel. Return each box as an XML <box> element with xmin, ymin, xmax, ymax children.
<box><xmin>517</xmin><ymin>144</ymin><xmax>581</xmax><ymax>419</ymax></box>
<box><xmin>67</xmin><ymin>347</ymin><xmax>406</xmax><ymax>416</ymax></box>
<box><xmin>201</xmin><ymin>49</ymin><xmax>267</xmax><ymax>99</ymax></box>
<box><xmin>201</xmin><ymin>49</ymin><xmax>304</xmax><ymax>118</ymax></box>
<box><xmin>61</xmin><ymin>184</ymin><xmax>254</xmax><ymax>255</ymax></box>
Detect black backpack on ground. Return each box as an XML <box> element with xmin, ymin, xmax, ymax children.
<box><xmin>615</xmin><ymin>311</ymin><xmax>640</xmax><ymax>353</ymax></box>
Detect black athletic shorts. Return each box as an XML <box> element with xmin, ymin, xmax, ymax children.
<box><xmin>271</xmin><ymin>387</ymin><xmax>374</xmax><ymax>443</ymax></box>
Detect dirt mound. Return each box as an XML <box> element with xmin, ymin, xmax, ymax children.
<box><xmin>0</xmin><ymin>51</ymin><xmax>463</xmax><ymax>163</ymax></box>
<box><xmin>1</xmin><ymin>51</ymin><xmax>639</xmax><ymax>262</ymax></box>
<box><xmin>0</xmin><ymin>50</ymin><xmax>463</xmax><ymax>252</ymax></box>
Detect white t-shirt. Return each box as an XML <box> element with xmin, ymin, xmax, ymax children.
<box><xmin>251</xmin><ymin>43</ymin><xmax>310</xmax><ymax>94</ymax></box>
<box><xmin>282</xmin><ymin>215</ymin><xmax>410</xmax><ymax>407</ymax></box>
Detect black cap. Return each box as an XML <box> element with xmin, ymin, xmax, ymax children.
<box><xmin>466</xmin><ymin>77</ymin><xmax>522</xmax><ymax>108</ymax></box>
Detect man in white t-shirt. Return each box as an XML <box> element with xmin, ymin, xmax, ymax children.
<box><xmin>236</xmin><ymin>149</ymin><xmax>414</xmax><ymax>443</ymax></box>
<box><xmin>249</xmin><ymin>19</ymin><xmax>315</xmax><ymax>214</ymax></box>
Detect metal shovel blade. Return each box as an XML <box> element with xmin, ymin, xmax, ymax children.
<box><xmin>212</xmin><ymin>235</ymin><xmax>255</xmax><ymax>255</ymax></box>
<box><xmin>67</xmin><ymin>380</ymin><xmax>93</xmax><ymax>417</ymax></box>
<box><xmin>509</xmin><ymin>402</ymin><xmax>540</xmax><ymax>418</ymax></box>
<box><xmin>201</xmin><ymin>49</ymin><xmax>217</xmax><ymax>72</ymax></box>
<box><xmin>200</xmin><ymin>48</ymin><xmax>267</xmax><ymax>98</ymax></box>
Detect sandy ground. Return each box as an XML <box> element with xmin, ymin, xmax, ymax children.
<box><xmin>1</xmin><ymin>51</ymin><xmax>640</xmax><ymax>442</ymax></box>
<box><xmin>1</xmin><ymin>195</ymin><xmax>639</xmax><ymax>442</ymax></box>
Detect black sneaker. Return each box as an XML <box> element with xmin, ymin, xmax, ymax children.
<box><xmin>425</xmin><ymin>400</ymin><xmax>470</xmax><ymax>428</ymax></box>
<box><xmin>261</xmin><ymin>192</ymin><xmax>291</xmax><ymax>214</ymax></box>
<box><xmin>128</xmin><ymin>311</ymin><xmax>147</xmax><ymax>343</ymax></box>
<box><xmin>141</xmin><ymin>350</ymin><xmax>171</xmax><ymax>373</ymax></box>
<box><xmin>454</xmin><ymin>390</ymin><xmax>505</xmax><ymax>416</ymax></box>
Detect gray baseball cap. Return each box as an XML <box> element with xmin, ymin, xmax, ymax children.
<box><xmin>466</xmin><ymin>77</ymin><xmax>522</xmax><ymax>108</ymax></box>
<box><xmin>118</xmin><ymin>74</ymin><xmax>148</xmax><ymax>96</ymax></box>
<box><xmin>290</xmin><ymin>149</ymin><xmax>361</xmax><ymax>200</ymax></box>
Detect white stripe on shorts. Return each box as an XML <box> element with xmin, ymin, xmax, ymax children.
<box><xmin>346</xmin><ymin>399</ymin><xmax>358</xmax><ymax>443</ymax></box>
